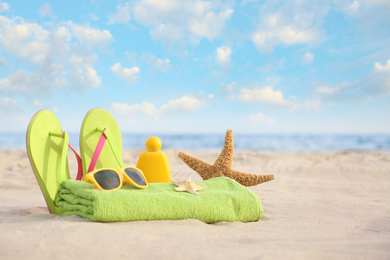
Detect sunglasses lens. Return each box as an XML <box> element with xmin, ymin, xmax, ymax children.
<box><xmin>94</xmin><ymin>170</ymin><xmax>121</xmax><ymax>190</ymax></box>
<box><xmin>124</xmin><ymin>168</ymin><xmax>147</xmax><ymax>186</ymax></box>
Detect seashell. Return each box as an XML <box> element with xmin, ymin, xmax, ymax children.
<box><xmin>170</xmin><ymin>178</ymin><xmax>207</xmax><ymax>195</ymax></box>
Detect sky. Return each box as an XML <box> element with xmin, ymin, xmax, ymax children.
<box><xmin>0</xmin><ymin>0</ymin><xmax>389</xmax><ymax>134</ymax></box>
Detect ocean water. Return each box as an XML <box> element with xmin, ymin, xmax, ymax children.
<box><xmin>2</xmin><ymin>132</ymin><xmax>390</xmax><ymax>151</ymax></box>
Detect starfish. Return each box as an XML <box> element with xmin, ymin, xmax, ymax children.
<box><xmin>170</xmin><ymin>178</ymin><xmax>208</xmax><ymax>195</ymax></box>
<box><xmin>178</xmin><ymin>129</ymin><xmax>275</xmax><ymax>187</ymax></box>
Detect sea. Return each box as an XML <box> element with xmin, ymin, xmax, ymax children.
<box><xmin>2</xmin><ymin>132</ymin><xmax>390</xmax><ymax>152</ymax></box>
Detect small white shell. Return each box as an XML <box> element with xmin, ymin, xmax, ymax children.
<box><xmin>170</xmin><ymin>178</ymin><xmax>207</xmax><ymax>195</ymax></box>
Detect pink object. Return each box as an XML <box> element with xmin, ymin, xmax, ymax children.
<box><xmin>68</xmin><ymin>141</ymin><xmax>83</xmax><ymax>181</ymax></box>
<box><xmin>87</xmin><ymin>128</ymin><xmax>107</xmax><ymax>173</ymax></box>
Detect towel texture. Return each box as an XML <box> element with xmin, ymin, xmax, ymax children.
<box><xmin>56</xmin><ymin>176</ymin><xmax>263</xmax><ymax>223</ymax></box>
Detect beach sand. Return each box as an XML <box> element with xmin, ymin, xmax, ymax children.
<box><xmin>1</xmin><ymin>149</ymin><xmax>389</xmax><ymax>259</ymax></box>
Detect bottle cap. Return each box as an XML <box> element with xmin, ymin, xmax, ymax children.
<box><xmin>145</xmin><ymin>136</ymin><xmax>162</xmax><ymax>151</ymax></box>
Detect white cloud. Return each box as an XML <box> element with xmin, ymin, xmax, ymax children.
<box><xmin>110</xmin><ymin>94</ymin><xmax>212</xmax><ymax>118</ymax></box>
<box><xmin>218</xmin><ymin>81</ymin><xmax>236</xmax><ymax>100</ymax></box>
<box><xmin>367</xmin><ymin>0</ymin><xmax>390</xmax><ymax>7</ymax></box>
<box><xmin>0</xmin><ymin>1</ymin><xmax>9</xmax><ymax>13</ymax></box>
<box><xmin>0</xmin><ymin>97</ymin><xmax>21</xmax><ymax>114</ymax></box>
<box><xmin>150</xmin><ymin>23</ymin><xmax>183</xmax><ymax>46</ymax></box>
<box><xmin>253</xmin><ymin>24</ymin><xmax>318</xmax><ymax>54</ymax></box>
<box><xmin>69</xmin><ymin>55</ymin><xmax>101</xmax><ymax>91</ymax></box>
<box><xmin>265</xmin><ymin>75</ymin><xmax>281</xmax><ymax>86</ymax></box>
<box><xmin>88</xmin><ymin>13</ymin><xmax>99</xmax><ymax>21</ymax></box>
<box><xmin>239</xmin><ymin>86</ymin><xmax>291</xmax><ymax>106</ymax></box>
<box><xmin>0</xmin><ymin>16</ymin><xmax>112</xmax><ymax>103</ymax></box>
<box><xmin>109</xmin><ymin>0</ymin><xmax>233</xmax><ymax>47</ymax></box>
<box><xmin>374</xmin><ymin>59</ymin><xmax>390</xmax><ymax>73</ymax></box>
<box><xmin>0</xmin><ymin>96</ymin><xmax>16</xmax><ymax>106</ymax></box>
<box><xmin>239</xmin><ymin>84</ymin><xmax>321</xmax><ymax>111</ymax></box>
<box><xmin>0</xmin><ymin>16</ymin><xmax>50</xmax><ymax>63</ymax></box>
<box><xmin>334</xmin><ymin>0</ymin><xmax>390</xmax><ymax>15</ymax></box>
<box><xmin>160</xmin><ymin>95</ymin><xmax>210</xmax><ymax>116</ymax></box>
<box><xmin>332</xmin><ymin>0</ymin><xmax>390</xmax><ymax>38</ymax></box>
<box><xmin>125</xmin><ymin>51</ymin><xmax>138</xmax><ymax>65</ymax></box>
<box><xmin>302</xmin><ymin>52</ymin><xmax>314</xmax><ymax>65</ymax></box>
<box><xmin>0</xmin><ymin>67</ymin><xmax>64</xmax><ymax>99</ymax></box>
<box><xmin>110</xmin><ymin>102</ymin><xmax>156</xmax><ymax>117</ymax></box>
<box><xmin>132</xmin><ymin>0</ymin><xmax>182</xmax><ymax>26</ymax></box>
<box><xmin>323</xmin><ymin>59</ymin><xmax>390</xmax><ymax>103</ymax></box>
<box><xmin>0</xmin><ymin>56</ymin><xmax>8</xmax><ymax>66</ymax></box>
<box><xmin>241</xmin><ymin>0</ymin><xmax>260</xmax><ymax>6</ymax></box>
<box><xmin>252</xmin><ymin>1</ymin><xmax>330</xmax><ymax>54</ymax></box>
<box><xmin>108</xmin><ymin>2</ymin><xmax>132</xmax><ymax>24</ymax></box>
<box><xmin>249</xmin><ymin>113</ymin><xmax>275</xmax><ymax>124</ymax></box>
<box><xmin>290</xmin><ymin>99</ymin><xmax>321</xmax><ymax>111</ymax></box>
<box><xmin>143</xmin><ymin>53</ymin><xmax>172</xmax><ymax>72</ymax></box>
<box><xmin>33</xmin><ymin>100</ymin><xmax>41</xmax><ymax>107</ymax></box>
<box><xmin>66</xmin><ymin>21</ymin><xmax>113</xmax><ymax>46</ymax></box>
<box><xmin>111</xmin><ymin>63</ymin><xmax>140</xmax><ymax>84</ymax></box>
<box><xmin>350</xmin><ymin>0</ymin><xmax>361</xmax><ymax>10</ymax></box>
<box><xmin>222</xmin><ymin>81</ymin><xmax>236</xmax><ymax>92</ymax></box>
<box><xmin>253</xmin><ymin>27</ymin><xmax>318</xmax><ymax>55</ymax></box>
<box><xmin>39</xmin><ymin>3</ymin><xmax>52</xmax><ymax>18</ymax></box>
<box><xmin>188</xmin><ymin>8</ymin><xmax>233</xmax><ymax>40</ymax></box>
<box><xmin>215</xmin><ymin>46</ymin><xmax>232</xmax><ymax>67</ymax></box>
<box><xmin>316</xmin><ymin>86</ymin><xmax>339</xmax><ymax>94</ymax></box>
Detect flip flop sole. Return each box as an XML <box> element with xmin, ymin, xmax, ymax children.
<box><xmin>80</xmin><ymin>108</ymin><xmax>124</xmax><ymax>175</ymax></box>
<box><xmin>26</xmin><ymin>110</ymin><xmax>70</xmax><ymax>214</ymax></box>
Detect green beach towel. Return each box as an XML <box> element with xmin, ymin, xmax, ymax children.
<box><xmin>56</xmin><ymin>177</ymin><xmax>263</xmax><ymax>223</ymax></box>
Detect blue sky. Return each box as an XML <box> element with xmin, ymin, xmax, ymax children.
<box><xmin>0</xmin><ymin>0</ymin><xmax>389</xmax><ymax>134</ymax></box>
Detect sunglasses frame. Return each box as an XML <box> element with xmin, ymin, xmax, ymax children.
<box><xmin>84</xmin><ymin>166</ymin><xmax>148</xmax><ymax>191</ymax></box>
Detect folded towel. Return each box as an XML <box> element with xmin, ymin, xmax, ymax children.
<box><xmin>56</xmin><ymin>176</ymin><xmax>263</xmax><ymax>223</ymax></box>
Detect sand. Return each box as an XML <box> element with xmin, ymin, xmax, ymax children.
<box><xmin>0</xmin><ymin>149</ymin><xmax>389</xmax><ymax>259</ymax></box>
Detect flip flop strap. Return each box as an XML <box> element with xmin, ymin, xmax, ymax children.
<box><xmin>50</xmin><ymin>132</ymin><xmax>83</xmax><ymax>181</ymax></box>
<box><xmin>87</xmin><ymin>127</ymin><xmax>125</xmax><ymax>173</ymax></box>
<box><xmin>68</xmin><ymin>139</ymin><xmax>83</xmax><ymax>181</ymax></box>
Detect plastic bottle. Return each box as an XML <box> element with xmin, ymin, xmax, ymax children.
<box><xmin>136</xmin><ymin>136</ymin><xmax>171</xmax><ymax>183</ymax></box>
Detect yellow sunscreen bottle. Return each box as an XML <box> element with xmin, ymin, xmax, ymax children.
<box><xmin>136</xmin><ymin>136</ymin><xmax>171</xmax><ymax>183</ymax></box>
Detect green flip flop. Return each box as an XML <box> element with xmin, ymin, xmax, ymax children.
<box><xmin>26</xmin><ymin>110</ymin><xmax>71</xmax><ymax>215</ymax></box>
<box><xmin>79</xmin><ymin>108</ymin><xmax>125</xmax><ymax>176</ymax></box>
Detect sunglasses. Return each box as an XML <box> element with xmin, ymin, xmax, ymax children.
<box><xmin>84</xmin><ymin>166</ymin><xmax>148</xmax><ymax>191</ymax></box>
